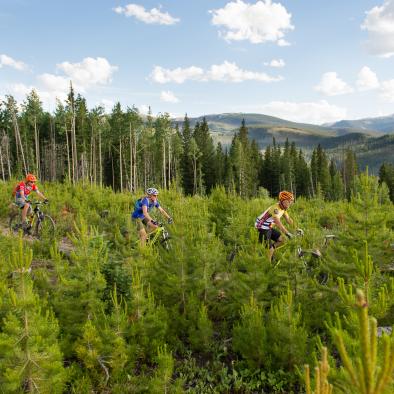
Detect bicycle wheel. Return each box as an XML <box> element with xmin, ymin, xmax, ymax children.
<box><xmin>34</xmin><ymin>214</ymin><xmax>56</xmax><ymax>239</ymax></box>
<box><xmin>9</xmin><ymin>212</ymin><xmax>23</xmax><ymax>234</ymax></box>
<box><xmin>160</xmin><ymin>229</ymin><xmax>171</xmax><ymax>251</ymax></box>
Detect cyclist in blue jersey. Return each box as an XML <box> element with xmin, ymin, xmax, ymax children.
<box><xmin>132</xmin><ymin>187</ymin><xmax>173</xmax><ymax>246</ymax></box>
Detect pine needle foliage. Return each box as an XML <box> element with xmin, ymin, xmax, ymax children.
<box><xmin>0</xmin><ymin>240</ymin><xmax>66</xmax><ymax>393</ymax></box>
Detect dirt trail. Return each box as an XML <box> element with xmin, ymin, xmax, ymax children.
<box><xmin>0</xmin><ymin>220</ymin><xmax>74</xmax><ymax>256</ymax></box>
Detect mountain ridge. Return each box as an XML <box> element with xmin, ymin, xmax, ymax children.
<box><xmin>174</xmin><ymin>112</ymin><xmax>394</xmax><ymax>173</ymax></box>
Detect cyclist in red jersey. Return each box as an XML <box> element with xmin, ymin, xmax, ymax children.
<box><xmin>14</xmin><ymin>174</ymin><xmax>48</xmax><ymax>230</ymax></box>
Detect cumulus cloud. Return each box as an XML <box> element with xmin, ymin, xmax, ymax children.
<box><xmin>151</xmin><ymin>61</ymin><xmax>282</xmax><ymax>84</ymax></box>
<box><xmin>114</xmin><ymin>3</ymin><xmax>179</xmax><ymax>25</ymax></box>
<box><xmin>264</xmin><ymin>58</ymin><xmax>285</xmax><ymax>67</ymax></box>
<box><xmin>0</xmin><ymin>54</ymin><xmax>27</xmax><ymax>71</ymax></box>
<box><xmin>210</xmin><ymin>0</ymin><xmax>294</xmax><ymax>45</ymax></box>
<box><xmin>38</xmin><ymin>73</ymin><xmax>70</xmax><ymax>93</ymax></box>
<box><xmin>4</xmin><ymin>82</ymin><xmax>65</xmax><ymax>109</ymax></box>
<box><xmin>56</xmin><ymin>57</ymin><xmax>118</xmax><ymax>91</ymax></box>
<box><xmin>380</xmin><ymin>79</ymin><xmax>394</xmax><ymax>101</ymax></box>
<box><xmin>160</xmin><ymin>90</ymin><xmax>179</xmax><ymax>103</ymax></box>
<box><xmin>151</xmin><ymin>66</ymin><xmax>204</xmax><ymax>84</ymax></box>
<box><xmin>315</xmin><ymin>72</ymin><xmax>353</xmax><ymax>96</ymax></box>
<box><xmin>258</xmin><ymin>100</ymin><xmax>347</xmax><ymax>124</ymax></box>
<box><xmin>6</xmin><ymin>57</ymin><xmax>119</xmax><ymax>108</ymax></box>
<box><xmin>356</xmin><ymin>66</ymin><xmax>380</xmax><ymax>91</ymax></box>
<box><xmin>207</xmin><ymin>61</ymin><xmax>282</xmax><ymax>82</ymax></box>
<box><xmin>361</xmin><ymin>0</ymin><xmax>394</xmax><ymax>57</ymax></box>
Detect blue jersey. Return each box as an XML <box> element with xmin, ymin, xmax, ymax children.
<box><xmin>132</xmin><ymin>197</ymin><xmax>160</xmax><ymax>219</ymax></box>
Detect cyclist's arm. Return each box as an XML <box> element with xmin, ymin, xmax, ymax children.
<box><xmin>36</xmin><ymin>190</ymin><xmax>47</xmax><ymax>200</ymax></box>
<box><xmin>283</xmin><ymin>212</ymin><xmax>293</xmax><ymax>226</ymax></box>
<box><xmin>158</xmin><ymin>206</ymin><xmax>171</xmax><ymax>219</ymax></box>
<box><xmin>19</xmin><ymin>189</ymin><xmax>26</xmax><ymax>200</ymax></box>
<box><xmin>273</xmin><ymin>217</ymin><xmax>290</xmax><ymax>235</ymax></box>
<box><xmin>142</xmin><ymin>205</ymin><xmax>155</xmax><ymax>223</ymax></box>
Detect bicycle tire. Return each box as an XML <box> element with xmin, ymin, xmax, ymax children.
<box><xmin>34</xmin><ymin>214</ymin><xmax>56</xmax><ymax>239</ymax></box>
<box><xmin>159</xmin><ymin>229</ymin><xmax>171</xmax><ymax>251</ymax></box>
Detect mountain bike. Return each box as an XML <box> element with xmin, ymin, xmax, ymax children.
<box><xmin>9</xmin><ymin>201</ymin><xmax>56</xmax><ymax>239</ymax></box>
<box><xmin>293</xmin><ymin>234</ymin><xmax>337</xmax><ymax>285</ymax></box>
<box><xmin>145</xmin><ymin>222</ymin><xmax>171</xmax><ymax>251</ymax></box>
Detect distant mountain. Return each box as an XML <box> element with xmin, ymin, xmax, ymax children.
<box><xmin>174</xmin><ymin>113</ymin><xmax>393</xmax><ymax>173</ymax></box>
<box><xmin>327</xmin><ymin>114</ymin><xmax>394</xmax><ymax>134</ymax></box>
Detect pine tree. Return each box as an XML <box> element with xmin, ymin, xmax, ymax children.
<box><xmin>0</xmin><ymin>241</ymin><xmax>66</xmax><ymax>393</ymax></box>
<box><xmin>193</xmin><ymin>117</ymin><xmax>216</xmax><ymax>193</ymax></box>
<box><xmin>266</xmin><ymin>287</ymin><xmax>308</xmax><ymax>371</ymax></box>
<box><xmin>329</xmin><ymin>290</ymin><xmax>394</xmax><ymax>394</ymax></box>
<box><xmin>180</xmin><ymin>115</ymin><xmax>194</xmax><ymax>195</ymax></box>
<box><xmin>52</xmin><ymin>221</ymin><xmax>107</xmax><ymax>357</ymax></box>
<box><xmin>342</xmin><ymin>148</ymin><xmax>358</xmax><ymax>200</ymax></box>
<box><xmin>21</xmin><ymin>89</ymin><xmax>44</xmax><ymax>177</ymax></box>
<box><xmin>233</xmin><ymin>293</ymin><xmax>267</xmax><ymax>368</ymax></box>
<box><xmin>379</xmin><ymin>162</ymin><xmax>394</xmax><ymax>202</ymax></box>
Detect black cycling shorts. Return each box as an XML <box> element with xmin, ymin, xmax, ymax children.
<box><xmin>258</xmin><ymin>228</ymin><xmax>281</xmax><ymax>244</ymax></box>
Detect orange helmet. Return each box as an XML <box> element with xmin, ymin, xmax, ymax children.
<box><xmin>25</xmin><ymin>173</ymin><xmax>37</xmax><ymax>183</ymax></box>
<box><xmin>279</xmin><ymin>191</ymin><xmax>294</xmax><ymax>202</ymax></box>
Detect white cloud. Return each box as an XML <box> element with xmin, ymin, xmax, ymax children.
<box><xmin>210</xmin><ymin>0</ymin><xmax>294</xmax><ymax>45</ymax></box>
<box><xmin>380</xmin><ymin>79</ymin><xmax>394</xmax><ymax>101</ymax></box>
<box><xmin>56</xmin><ymin>57</ymin><xmax>118</xmax><ymax>91</ymax></box>
<box><xmin>7</xmin><ymin>83</ymin><xmax>34</xmax><ymax>97</ymax></box>
<box><xmin>0</xmin><ymin>54</ymin><xmax>27</xmax><ymax>71</ymax></box>
<box><xmin>362</xmin><ymin>0</ymin><xmax>394</xmax><ymax>57</ymax></box>
<box><xmin>38</xmin><ymin>73</ymin><xmax>70</xmax><ymax>93</ymax></box>
<box><xmin>259</xmin><ymin>100</ymin><xmax>347</xmax><ymax>124</ymax></box>
<box><xmin>114</xmin><ymin>4</ymin><xmax>179</xmax><ymax>25</ymax></box>
<box><xmin>160</xmin><ymin>90</ymin><xmax>179</xmax><ymax>103</ymax></box>
<box><xmin>151</xmin><ymin>61</ymin><xmax>282</xmax><ymax>84</ymax></box>
<box><xmin>151</xmin><ymin>65</ymin><xmax>204</xmax><ymax>84</ymax></box>
<box><xmin>356</xmin><ymin>66</ymin><xmax>380</xmax><ymax>91</ymax></box>
<box><xmin>277</xmin><ymin>38</ymin><xmax>290</xmax><ymax>46</ymax></box>
<box><xmin>5</xmin><ymin>82</ymin><xmax>66</xmax><ymax>109</ymax></box>
<box><xmin>315</xmin><ymin>72</ymin><xmax>353</xmax><ymax>96</ymax></box>
<box><xmin>264</xmin><ymin>58</ymin><xmax>285</xmax><ymax>67</ymax></box>
<box><xmin>207</xmin><ymin>61</ymin><xmax>282</xmax><ymax>82</ymax></box>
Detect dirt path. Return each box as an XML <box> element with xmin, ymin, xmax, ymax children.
<box><xmin>0</xmin><ymin>220</ymin><xmax>74</xmax><ymax>256</ymax></box>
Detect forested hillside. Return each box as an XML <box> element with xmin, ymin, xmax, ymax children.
<box><xmin>1</xmin><ymin>87</ymin><xmax>394</xmax><ymax>200</ymax></box>
<box><xmin>0</xmin><ymin>173</ymin><xmax>393</xmax><ymax>392</ymax></box>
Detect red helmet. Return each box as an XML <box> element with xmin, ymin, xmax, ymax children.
<box><xmin>279</xmin><ymin>191</ymin><xmax>294</xmax><ymax>202</ymax></box>
<box><xmin>25</xmin><ymin>173</ymin><xmax>37</xmax><ymax>183</ymax></box>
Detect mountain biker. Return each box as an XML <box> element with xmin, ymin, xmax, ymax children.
<box><xmin>132</xmin><ymin>187</ymin><xmax>173</xmax><ymax>246</ymax></box>
<box><xmin>255</xmin><ymin>190</ymin><xmax>295</xmax><ymax>262</ymax></box>
<box><xmin>13</xmin><ymin>174</ymin><xmax>48</xmax><ymax>231</ymax></box>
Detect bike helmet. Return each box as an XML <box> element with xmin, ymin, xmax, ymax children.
<box><xmin>146</xmin><ymin>187</ymin><xmax>159</xmax><ymax>196</ymax></box>
<box><xmin>25</xmin><ymin>173</ymin><xmax>37</xmax><ymax>183</ymax></box>
<box><xmin>279</xmin><ymin>190</ymin><xmax>294</xmax><ymax>202</ymax></box>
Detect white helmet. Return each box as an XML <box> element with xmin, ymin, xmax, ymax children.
<box><xmin>146</xmin><ymin>187</ymin><xmax>159</xmax><ymax>196</ymax></box>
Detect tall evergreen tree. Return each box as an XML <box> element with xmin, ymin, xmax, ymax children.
<box><xmin>180</xmin><ymin>115</ymin><xmax>194</xmax><ymax>195</ymax></box>
<box><xmin>378</xmin><ymin>162</ymin><xmax>394</xmax><ymax>202</ymax></box>
<box><xmin>193</xmin><ymin>117</ymin><xmax>216</xmax><ymax>193</ymax></box>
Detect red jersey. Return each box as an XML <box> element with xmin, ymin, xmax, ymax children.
<box><xmin>15</xmin><ymin>182</ymin><xmax>38</xmax><ymax>198</ymax></box>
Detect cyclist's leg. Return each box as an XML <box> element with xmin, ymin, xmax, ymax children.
<box><xmin>134</xmin><ymin>218</ymin><xmax>148</xmax><ymax>246</ymax></box>
<box><xmin>146</xmin><ymin>219</ymin><xmax>158</xmax><ymax>234</ymax></box>
<box><xmin>15</xmin><ymin>198</ymin><xmax>30</xmax><ymax>228</ymax></box>
<box><xmin>270</xmin><ymin>229</ymin><xmax>284</xmax><ymax>260</ymax></box>
<box><xmin>258</xmin><ymin>229</ymin><xmax>275</xmax><ymax>262</ymax></box>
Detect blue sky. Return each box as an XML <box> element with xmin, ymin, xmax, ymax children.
<box><xmin>1</xmin><ymin>0</ymin><xmax>394</xmax><ymax>124</ymax></box>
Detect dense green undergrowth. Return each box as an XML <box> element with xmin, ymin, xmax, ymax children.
<box><xmin>0</xmin><ymin>174</ymin><xmax>393</xmax><ymax>393</ymax></box>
